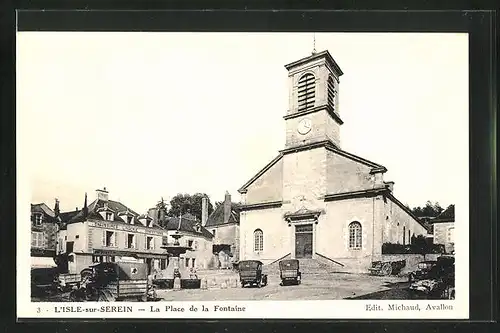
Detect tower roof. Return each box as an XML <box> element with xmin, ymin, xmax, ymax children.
<box><xmin>284</xmin><ymin>50</ymin><xmax>343</xmax><ymax>76</ymax></box>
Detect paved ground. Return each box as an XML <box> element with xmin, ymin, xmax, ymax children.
<box><xmin>32</xmin><ymin>272</ymin><xmax>421</xmax><ymax>302</ymax></box>
<box><xmin>155</xmin><ymin>272</ymin><xmax>414</xmax><ymax>301</ymax></box>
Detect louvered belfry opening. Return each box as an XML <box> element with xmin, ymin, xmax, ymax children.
<box><xmin>297</xmin><ymin>73</ymin><xmax>315</xmax><ymax>111</ymax></box>
<box><xmin>327</xmin><ymin>76</ymin><xmax>336</xmax><ymax>110</ymax></box>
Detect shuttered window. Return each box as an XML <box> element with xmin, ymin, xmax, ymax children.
<box><xmin>104</xmin><ymin>230</ymin><xmax>115</xmax><ymax>247</ymax></box>
<box><xmin>327</xmin><ymin>76</ymin><xmax>336</xmax><ymax>110</ymax></box>
<box><xmin>31</xmin><ymin>232</ymin><xmax>44</xmax><ymax>248</ymax></box>
<box><xmin>146</xmin><ymin>236</ymin><xmax>154</xmax><ymax>250</ymax></box>
<box><xmin>297</xmin><ymin>73</ymin><xmax>315</xmax><ymax>111</ymax></box>
<box><xmin>127</xmin><ymin>233</ymin><xmax>136</xmax><ymax>249</ymax></box>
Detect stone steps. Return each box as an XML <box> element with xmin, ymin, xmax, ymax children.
<box><xmin>264</xmin><ymin>257</ymin><xmax>345</xmax><ymax>275</ymax></box>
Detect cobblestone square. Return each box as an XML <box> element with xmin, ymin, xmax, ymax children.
<box><xmin>155</xmin><ymin>272</ymin><xmax>412</xmax><ymax>301</ymax></box>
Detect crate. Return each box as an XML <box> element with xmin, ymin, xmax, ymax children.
<box><xmin>101</xmin><ymin>280</ymin><xmax>148</xmax><ymax>301</ymax></box>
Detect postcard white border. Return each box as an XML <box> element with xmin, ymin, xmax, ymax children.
<box><xmin>16</xmin><ymin>31</ymin><xmax>470</xmax><ymax>320</ymax></box>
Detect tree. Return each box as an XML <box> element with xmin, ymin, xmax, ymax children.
<box><xmin>411</xmin><ymin>201</ymin><xmax>444</xmax><ymax>218</ymax></box>
<box><xmin>167</xmin><ymin>193</ymin><xmax>214</xmax><ymax>222</ymax></box>
<box><xmin>412</xmin><ymin>235</ymin><xmax>431</xmax><ymax>260</ymax></box>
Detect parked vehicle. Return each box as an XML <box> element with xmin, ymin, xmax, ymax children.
<box><xmin>238</xmin><ymin>260</ymin><xmax>268</xmax><ymax>288</ymax></box>
<box><xmin>52</xmin><ymin>252</ymin><xmax>89</xmax><ymax>291</ymax></box>
<box><xmin>69</xmin><ymin>262</ymin><xmax>156</xmax><ymax>302</ymax></box>
<box><xmin>368</xmin><ymin>259</ymin><xmax>406</xmax><ymax>276</ymax></box>
<box><xmin>409</xmin><ymin>255</ymin><xmax>455</xmax><ymax>299</ymax></box>
<box><xmin>279</xmin><ymin>259</ymin><xmax>301</xmax><ymax>286</ymax></box>
<box><xmin>407</xmin><ymin>260</ymin><xmax>438</xmax><ymax>282</ymax></box>
<box><xmin>31</xmin><ymin>266</ymin><xmax>60</xmax><ymax>296</ymax></box>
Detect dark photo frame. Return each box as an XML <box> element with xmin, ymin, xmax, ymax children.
<box><xmin>1</xmin><ymin>4</ymin><xmax>496</xmax><ymax>333</ymax></box>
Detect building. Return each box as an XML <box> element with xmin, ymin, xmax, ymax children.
<box><xmin>237</xmin><ymin>50</ymin><xmax>428</xmax><ymax>272</ymax></box>
<box><xmin>31</xmin><ymin>201</ymin><xmax>60</xmax><ymax>267</ymax></box>
<box><xmin>430</xmin><ymin>204</ymin><xmax>455</xmax><ymax>254</ymax></box>
<box><xmin>204</xmin><ymin>192</ymin><xmax>240</xmax><ymax>268</ymax></box>
<box><xmin>58</xmin><ymin>188</ymin><xmax>170</xmax><ymax>275</ymax></box>
<box><xmin>161</xmin><ymin>213</ymin><xmax>215</xmax><ymax>270</ymax></box>
<box><xmin>148</xmin><ymin>198</ymin><xmax>215</xmax><ymax>270</ymax></box>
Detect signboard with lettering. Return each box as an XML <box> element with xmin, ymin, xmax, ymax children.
<box><xmin>88</xmin><ymin>220</ymin><xmax>168</xmax><ymax>236</ymax></box>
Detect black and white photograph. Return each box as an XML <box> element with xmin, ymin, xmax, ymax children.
<box><xmin>17</xmin><ymin>32</ymin><xmax>468</xmax><ymax>319</ymax></box>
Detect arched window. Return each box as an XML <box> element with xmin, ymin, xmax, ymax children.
<box><xmin>297</xmin><ymin>73</ymin><xmax>315</xmax><ymax>111</ymax></box>
<box><xmin>253</xmin><ymin>229</ymin><xmax>263</xmax><ymax>252</ymax></box>
<box><xmin>348</xmin><ymin>222</ymin><xmax>362</xmax><ymax>249</ymax></box>
<box><xmin>327</xmin><ymin>76</ymin><xmax>336</xmax><ymax>110</ymax></box>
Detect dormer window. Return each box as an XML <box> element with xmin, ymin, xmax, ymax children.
<box><xmin>34</xmin><ymin>214</ymin><xmax>43</xmax><ymax>226</ymax></box>
<box><xmin>127</xmin><ymin>216</ymin><xmax>133</xmax><ymax>224</ymax></box>
<box><xmin>106</xmin><ymin>212</ymin><xmax>113</xmax><ymax>221</ymax></box>
<box><xmin>297</xmin><ymin>73</ymin><xmax>315</xmax><ymax>111</ymax></box>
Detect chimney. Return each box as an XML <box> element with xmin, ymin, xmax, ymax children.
<box><xmin>201</xmin><ymin>196</ymin><xmax>208</xmax><ymax>227</ymax></box>
<box><xmin>223</xmin><ymin>191</ymin><xmax>231</xmax><ymax>223</ymax></box>
<box><xmin>148</xmin><ymin>208</ymin><xmax>158</xmax><ymax>224</ymax></box>
<box><xmin>96</xmin><ymin>187</ymin><xmax>109</xmax><ymax>201</ymax></box>
<box><xmin>54</xmin><ymin>198</ymin><xmax>60</xmax><ymax>217</ymax></box>
<box><xmin>385</xmin><ymin>181</ymin><xmax>395</xmax><ymax>192</ymax></box>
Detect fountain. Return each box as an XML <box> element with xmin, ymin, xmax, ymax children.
<box><xmin>154</xmin><ymin>214</ymin><xmax>201</xmax><ymax>289</ymax></box>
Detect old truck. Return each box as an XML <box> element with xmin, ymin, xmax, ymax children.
<box><xmin>409</xmin><ymin>255</ymin><xmax>455</xmax><ymax>299</ymax></box>
<box><xmin>279</xmin><ymin>259</ymin><xmax>301</xmax><ymax>286</ymax></box>
<box><xmin>70</xmin><ymin>261</ymin><xmax>155</xmax><ymax>302</ymax></box>
<box><xmin>238</xmin><ymin>260</ymin><xmax>268</xmax><ymax>288</ymax></box>
<box><xmin>52</xmin><ymin>252</ymin><xmax>89</xmax><ymax>291</ymax></box>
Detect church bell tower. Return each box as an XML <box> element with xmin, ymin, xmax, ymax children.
<box><xmin>284</xmin><ymin>50</ymin><xmax>344</xmax><ymax>149</ymax></box>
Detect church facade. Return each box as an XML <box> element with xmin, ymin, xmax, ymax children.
<box><xmin>237</xmin><ymin>50</ymin><xmax>427</xmax><ymax>272</ymax></box>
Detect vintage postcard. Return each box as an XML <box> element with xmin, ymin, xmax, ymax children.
<box><xmin>17</xmin><ymin>32</ymin><xmax>469</xmax><ymax>319</ymax></box>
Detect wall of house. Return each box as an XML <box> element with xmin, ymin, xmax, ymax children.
<box><xmin>244</xmin><ymin>158</ymin><xmax>283</xmax><ymax>205</ymax></box>
<box><xmin>57</xmin><ymin>229</ymin><xmax>67</xmax><ymax>254</ymax></box>
<box><xmin>211</xmin><ymin>224</ymin><xmax>237</xmax><ymax>246</ymax></box>
<box><xmin>171</xmin><ymin>231</ymin><xmax>214</xmax><ymax>270</ymax></box>
<box><xmin>314</xmin><ymin>197</ymin><xmax>378</xmax><ymax>272</ymax></box>
<box><xmin>239</xmin><ymin>208</ymin><xmax>289</xmax><ymax>264</ymax></box>
<box><xmin>65</xmin><ymin>222</ymin><xmax>88</xmax><ymax>253</ymax></box>
<box><xmin>433</xmin><ymin>222</ymin><xmax>455</xmax><ymax>253</ymax></box>
<box><xmin>31</xmin><ymin>221</ymin><xmax>58</xmax><ymax>251</ymax></box>
<box><xmin>210</xmin><ymin>223</ymin><xmax>240</xmax><ymax>261</ymax></box>
<box><xmin>326</xmin><ymin>150</ymin><xmax>378</xmax><ymax>194</ymax></box>
<box><xmin>89</xmin><ymin>221</ymin><xmax>167</xmax><ymax>255</ymax></box>
<box><xmin>282</xmin><ymin>149</ymin><xmax>327</xmax><ymax>207</ymax></box>
<box><xmin>383</xmin><ymin>197</ymin><xmax>428</xmax><ymax>245</ymax></box>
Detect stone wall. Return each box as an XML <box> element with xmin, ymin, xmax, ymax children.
<box><xmin>383</xmin><ymin>196</ymin><xmax>428</xmax><ymax>246</ymax></box>
<box><xmin>244</xmin><ymin>157</ymin><xmax>283</xmax><ymax>205</ymax></box>
<box><xmin>433</xmin><ymin>222</ymin><xmax>455</xmax><ymax>253</ymax></box>
<box><xmin>239</xmin><ymin>208</ymin><xmax>290</xmax><ymax>264</ymax></box>
<box><xmin>326</xmin><ymin>150</ymin><xmax>376</xmax><ymax>194</ymax></box>
<box><xmin>381</xmin><ymin>253</ymin><xmax>441</xmax><ymax>274</ymax></box>
<box><xmin>31</xmin><ymin>221</ymin><xmax>58</xmax><ymax>252</ymax></box>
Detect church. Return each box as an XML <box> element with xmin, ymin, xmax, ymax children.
<box><xmin>237</xmin><ymin>50</ymin><xmax>427</xmax><ymax>273</ymax></box>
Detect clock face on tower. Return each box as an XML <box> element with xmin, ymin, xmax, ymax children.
<box><xmin>297</xmin><ymin>118</ymin><xmax>312</xmax><ymax>135</ymax></box>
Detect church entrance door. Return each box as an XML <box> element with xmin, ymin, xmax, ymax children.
<box><xmin>295</xmin><ymin>224</ymin><xmax>313</xmax><ymax>258</ymax></box>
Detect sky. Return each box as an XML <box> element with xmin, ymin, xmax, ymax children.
<box><xmin>17</xmin><ymin>32</ymin><xmax>468</xmax><ymax>214</ymax></box>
